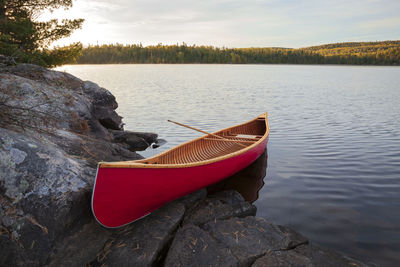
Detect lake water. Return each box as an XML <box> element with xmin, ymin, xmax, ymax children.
<box><xmin>56</xmin><ymin>64</ymin><xmax>400</xmax><ymax>266</ymax></box>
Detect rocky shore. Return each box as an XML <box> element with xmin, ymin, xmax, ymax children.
<box><xmin>0</xmin><ymin>63</ymin><xmax>369</xmax><ymax>266</ymax></box>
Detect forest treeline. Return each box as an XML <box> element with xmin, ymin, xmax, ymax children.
<box><xmin>76</xmin><ymin>41</ymin><xmax>400</xmax><ymax>65</ymax></box>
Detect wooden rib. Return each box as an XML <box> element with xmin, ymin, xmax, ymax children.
<box><xmin>198</xmin><ymin>140</ymin><xmax>213</xmax><ymax>161</ymax></box>
<box><xmin>201</xmin><ymin>139</ymin><xmax>218</xmax><ymax>159</ymax></box>
<box><xmin>199</xmin><ymin>139</ymin><xmax>219</xmax><ymax>161</ymax></box>
<box><xmin>192</xmin><ymin>144</ymin><xmax>204</xmax><ymax>162</ymax></box>
<box><xmin>157</xmin><ymin>127</ymin><xmax>250</xmax><ymax>164</ymax></box>
<box><xmin>185</xmin><ymin>143</ymin><xmax>198</xmax><ymax>163</ymax></box>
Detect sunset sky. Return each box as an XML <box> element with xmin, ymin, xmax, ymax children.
<box><xmin>41</xmin><ymin>0</ymin><xmax>400</xmax><ymax>48</ymax></box>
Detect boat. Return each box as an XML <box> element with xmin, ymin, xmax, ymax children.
<box><xmin>91</xmin><ymin>113</ymin><xmax>270</xmax><ymax>228</ymax></box>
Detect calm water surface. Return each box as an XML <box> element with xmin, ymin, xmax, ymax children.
<box><xmin>56</xmin><ymin>64</ymin><xmax>400</xmax><ymax>266</ymax></box>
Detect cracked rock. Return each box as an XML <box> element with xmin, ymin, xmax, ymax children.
<box><xmin>164</xmin><ymin>224</ymin><xmax>238</xmax><ymax>267</ymax></box>
<box><xmin>91</xmin><ymin>201</ymin><xmax>185</xmax><ymax>267</ymax></box>
<box><xmin>183</xmin><ymin>190</ymin><xmax>257</xmax><ymax>226</ymax></box>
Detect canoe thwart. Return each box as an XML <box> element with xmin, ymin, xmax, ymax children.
<box><xmin>167</xmin><ymin>119</ymin><xmax>247</xmax><ymax>148</ymax></box>
<box><xmin>204</xmin><ymin>138</ymin><xmax>255</xmax><ymax>144</ymax></box>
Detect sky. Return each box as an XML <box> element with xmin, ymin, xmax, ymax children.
<box><xmin>40</xmin><ymin>0</ymin><xmax>400</xmax><ymax>48</ymax></box>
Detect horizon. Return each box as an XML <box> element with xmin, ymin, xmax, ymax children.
<box><xmin>39</xmin><ymin>0</ymin><xmax>400</xmax><ymax>49</ymax></box>
<box><xmin>76</xmin><ymin>39</ymin><xmax>399</xmax><ymax>50</ymax></box>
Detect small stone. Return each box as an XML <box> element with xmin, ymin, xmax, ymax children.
<box><xmin>151</xmin><ymin>138</ymin><xmax>166</xmax><ymax>148</ymax></box>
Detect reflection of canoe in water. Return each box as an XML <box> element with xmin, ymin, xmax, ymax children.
<box><xmin>208</xmin><ymin>150</ymin><xmax>268</xmax><ymax>203</ymax></box>
<box><xmin>92</xmin><ymin>113</ymin><xmax>270</xmax><ymax>228</ymax></box>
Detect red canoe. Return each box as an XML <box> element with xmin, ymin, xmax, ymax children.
<box><xmin>91</xmin><ymin>113</ymin><xmax>270</xmax><ymax>228</ymax></box>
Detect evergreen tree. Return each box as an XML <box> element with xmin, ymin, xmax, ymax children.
<box><xmin>0</xmin><ymin>0</ymin><xmax>84</xmax><ymax>67</ymax></box>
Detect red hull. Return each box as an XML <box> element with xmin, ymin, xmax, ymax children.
<box><xmin>92</xmin><ymin>137</ymin><xmax>268</xmax><ymax>228</ymax></box>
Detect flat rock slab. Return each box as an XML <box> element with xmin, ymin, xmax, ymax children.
<box><xmin>176</xmin><ymin>188</ymin><xmax>207</xmax><ymax>210</ymax></box>
<box><xmin>46</xmin><ymin>221</ymin><xmax>112</xmax><ymax>267</ymax></box>
<box><xmin>167</xmin><ymin>214</ymin><xmax>370</xmax><ymax>267</ymax></box>
<box><xmin>204</xmin><ymin>216</ymin><xmax>308</xmax><ymax>265</ymax></box>
<box><xmin>91</xmin><ymin>201</ymin><xmax>185</xmax><ymax>267</ymax></box>
<box><xmin>164</xmin><ymin>224</ymin><xmax>239</xmax><ymax>267</ymax></box>
<box><xmin>252</xmin><ymin>249</ymin><xmax>313</xmax><ymax>267</ymax></box>
<box><xmin>293</xmin><ymin>243</ymin><xmax>369</xmax><ymax>267</ymax></box>
<box><xmin>166</xmin><ymin>215</ymin><xmax>309</xmax><ymax>266</ymax></box>
<box><xmin>111</xmin><ymin>130</ymin><xmax>159</xmax><ymax>151</ymax></box>
<box><xmin>166</xmin><ymin>190</ymin><xmax>311</xmax><ymax>267</ymax></box>
<box><xmin>183</xmin><ymin>190</ymin><xmax>257</xmax><ymax>226</ymax></box>
<box><xmin>253</xmin><ymin>243</ymin><xmax>370</xmax><ymax>267</ymax></box>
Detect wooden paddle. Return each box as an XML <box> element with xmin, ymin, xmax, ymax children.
<box><xmin>167</xmin><ymin>119</ymin><xmax>248</xmax><ymax>148</ymax></box>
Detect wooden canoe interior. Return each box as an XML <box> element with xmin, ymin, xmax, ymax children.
<box><xmin>136</xmin><ymin>116</ymin><xmax>267</xmax><ymax>165</ymax></box>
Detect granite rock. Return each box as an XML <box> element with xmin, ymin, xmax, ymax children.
<box><xmin>252</xmin><ymin>243</ymin><xmax>370</xmax><ymax>267</ymax></box>
<box><xmin>111</xmin><ymin>130</ymin><xmax>159</xmax><ymax>151</ymax></box>
<box><xmin>91</xmin><ymin>201</ymin><xmax>185</xmax><ymax>267</ymax></box>
<box><xmin>164</xmin><ymin>224</ymin><xmax>239</xmax><ymax>267</ymax></box>
<box><xmin>165</xmin><ymin>189</ymin><xmax>369</xmax><ymax>267</ymax></box>
<box><xmin>0</xmin><ymin>64</ymin><xmax>153</xmax><ymax>266</ymax></box>
<box><xmin>183</xmin><ymin>190</ymin><xmax>257</xmax><ymax>226</ymax></box>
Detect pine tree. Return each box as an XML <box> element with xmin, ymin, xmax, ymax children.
<box><xmin>0</xmin><ymin>0</ymin><xmax>84</xmax><ymax>66</ymax></box>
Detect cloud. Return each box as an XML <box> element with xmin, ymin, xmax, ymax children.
<box><xmin>43</xmin><ymin>0</ymin><xmax>400</xmax><ymax>48</ymax></box>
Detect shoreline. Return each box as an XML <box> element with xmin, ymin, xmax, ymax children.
<box><xmin>64</xmin><ymin>62</ymin><xmax>399</xmax><ymax>66</ymax></box>
<box><xmin>0</xmin><ymin>63</ymin><xmax>372</xmax><ymax>266</ymax></box>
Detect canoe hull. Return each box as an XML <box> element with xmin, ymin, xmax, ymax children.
<box><xmin>92</xmin><ymin>136</ymin><xmax>268</xmax><ymax>228</ymax></box>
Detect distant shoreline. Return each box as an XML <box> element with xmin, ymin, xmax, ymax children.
<box><xmin>75</xmin><ymin>41</ymin><xmax>400</xmax><ymax>66</ymax></box>
<box><xmin>70</xmin><ymin>62</ymin><xmax>399</xmax><ymax>66</ymax></box>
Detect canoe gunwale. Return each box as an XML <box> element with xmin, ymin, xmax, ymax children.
<box><xmin>99</xmin><ymin>113</ymin><xmax>269</xmax><ymax>169</ymax></box>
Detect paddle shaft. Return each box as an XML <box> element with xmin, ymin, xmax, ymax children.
<box><xmin>167</xmin><ymin>120</ymin><xmax>247</xmax><ymax>148</ymax></box>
